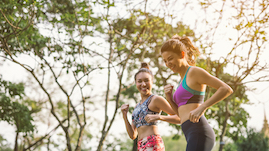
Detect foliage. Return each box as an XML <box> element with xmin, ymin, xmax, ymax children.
<box><xmin>223</xmin><ymin>128</ymin><xmax>269</xmax><ymax>151</ymax></box>
<box><xmin>0</xmin><ymin>134</ymin><xmax>13</xmax><ymax>151</ymax></box>
<box><xmin>223</xmin><ymin>143</ymin><xmax>237</xmax><ymax>151</ymax></box>
<box><xmin>235</xmin><ymin>128</ymin><xmax>269</xmax><ymax>151</ymax></box>
<box><xmin>1</xmin><ymin>0</ymin><xmax>100</xmax><ymax>149</ymax></box>
<box><xmin>0</xmin><ymin>76</ymin><xmax>35</xmax><ymax>134</ymax></box>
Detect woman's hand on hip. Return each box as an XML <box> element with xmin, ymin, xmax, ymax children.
<box><xmin>189</xmin><ymin>105</ymin><xmax>206</xmax><ymax>123</ymax></box>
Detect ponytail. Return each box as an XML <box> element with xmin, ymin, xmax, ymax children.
<box><xmin>161</xmin><ymin>35</ymin><xmax>200</xmax><ymax>66</ymax></box>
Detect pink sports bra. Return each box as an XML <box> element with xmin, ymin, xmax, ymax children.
<box><xmin>173</xmin><ymin>66</ymin><xmax>205</xmax><ymax>107</ymax></box>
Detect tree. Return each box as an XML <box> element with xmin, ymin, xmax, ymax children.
<box><xmin>236</xmin><ymin>129</ymin><xmax>269</xmax><ymax>151</ymax></box>
<box><xmin>1</xmin><ymin>0</ymin><xmax>194</xmax><ymax>150</ymax></box>
<box><xmin>226</xmin><ymin>128</ymin><xmax>269</xmax><ymax>151</ymax></box>
<box><xmin>0</xmin><ymin>134</ymin><xmax>13</xmax><ymax>151</ymax></box>
<box><xmin>1</xmin><ymin>0</ymin><xmax>101</xmax><ymax>150</ymax></box>
<box><xmin>0</xmin><ymin>76</ymin><xmax>36</xmax><ymax>151</ymax></box>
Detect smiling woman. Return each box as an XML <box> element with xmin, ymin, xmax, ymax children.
<box><xmin>120</xmin><ymin>62</ymin><xmax>181</xmax><ymax>151</ymax></box>
<box><xmin>134</xmin><ymin>63</ymin><xmax>153</xmax><ymax>96</ymax></box>
<box><xmin>161</xmin><ymin>35</ymin><xmax>233</xmax><ymax>151</ymax></box>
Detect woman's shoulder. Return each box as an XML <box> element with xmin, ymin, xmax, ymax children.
<box><xmin>190</xmin><ymin>66</ymin><xmax>206</xmax><ymax>71</ymax></box>
<box><xmin>189</xmin><ymin>66</ymin><xmax>209</xmax><ymax>76</ymax></box>
<box><xmin>149</xmin><ymin>95</ymin><xmax>166</xmax><ymax>112</ymax></box>
<box><xmin>189</xmin><ymin>66</ymin><xmax>215</xmax><ymax>85</ymax></box>
<box><xmin>151</xmin><ymin>95</ymin><xmax>166</xmax><ymax>102</ymax></box>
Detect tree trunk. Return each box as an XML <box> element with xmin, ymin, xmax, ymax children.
<box><xmin>66</xmin><ymin>135</ymin><xmax>72</xmax><ymax>151</ymax></box>
<box><xmin>218</xmin><ymin>100</ymin><xmax>230</xmax><ymax>151</ymax></box>
<box><xmin>96</xmin><ymin>21</ymin><xmax>114</xmax><ymax>151</ymax></box>
<box><xmin>14</xmin><ymin>131</ymin><xmax>19</xmax><ymax>151</ymax></box>
<box><xmin>75</xmin><ymin>125</ymin><xmax>85</xmax><ymax>151</ymax></box>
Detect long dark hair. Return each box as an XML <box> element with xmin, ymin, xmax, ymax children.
<box><xmin>161</xmin><ymin>35</ymin><xmax>200</xmax><ymax>66</ymax></box>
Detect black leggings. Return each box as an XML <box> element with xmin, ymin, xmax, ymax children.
<box><xmin>181</xmin><ymin>116</ymin><xmax>215</xmax><ymax>151</ymax></box>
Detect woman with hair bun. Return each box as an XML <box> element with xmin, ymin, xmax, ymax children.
<box><xmin>121</xmin><ymin>62</ymin><xmax>181</xmax><ymax>151</ymax></box>
<box><xmin>161</xmin><ymin>35</ymin><xmax>233</xmax><ymax>151</ymax></box>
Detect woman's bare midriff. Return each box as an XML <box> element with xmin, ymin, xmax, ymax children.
<box><xmin>177</xmin><ymin>103</ymin><xmax>201</xmax><ymax>124</ymax></box>
<box><xmin>137</xmin><ymin>125</ymin><xmax>159</xmax><ymax>140</ymax></box>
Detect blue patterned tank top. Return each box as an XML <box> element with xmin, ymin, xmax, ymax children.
<box><xmin>132</xmin><ymin>94</ymin><xmax>160</xmax><ymax>128</ymax></box>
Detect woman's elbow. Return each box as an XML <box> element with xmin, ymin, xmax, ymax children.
<box><xmin>175</xmin><ymin>120</ymin><xmax>181</xmax><ymax>124</ymax></box>
<box><xmin>130</xmin><ymin>135</ymin><xmax>137</xmax><ymax>140</ymax></box>
<box><xmin>229</xmin><ymin>87</ymin><xmax>233</xmax><ymax>94</ymax></box>
<box><xmin>225</xmin><ymin>85</ymin><xmax>233</xmax><ymax>96</ymax></box>
<box><xmin>129</xmin><ymin>133</ymin><xmax>137</xmax><ymax>140</ymax></box>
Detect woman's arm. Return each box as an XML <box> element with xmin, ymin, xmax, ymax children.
<box><xmin>196</xmin><ymin>67</ymin><xmax>233</xmax><ymax>108</ymax></box>
<box><xmin>121</xmin><ymin>104</ymin><xmax>138</xmax><ymax>140</ymax></box>
<box><xmin>189</xmin><ymin>67</ymin><xmax>233</xmax><ymax>123</ymax></box>
<box><xmin>159</xmin><ymin>114</ymin><xmax>181</xmax><ymax>124</ymax></box>
<box><xmin>145</xmin><ymin>96</ymin><xmax>181</xmax><ymax>124</ymax></box>
<box><xmin>164</xmin><ymin>84</ymin><xmax>179</xmax><ymax>116</ymax></box>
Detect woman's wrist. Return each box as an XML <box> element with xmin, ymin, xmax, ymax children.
<box><xmin>165</xmin><ymin>94</ymin><xmax>172</xmax><ymax>100</ymax></box>
<box><xmin>122</xmin><ymin>113</ymin><xmax>128</xmax><ymax>118</ymax></box>
<box><xmin>200</xmin><ymin>103</ymin><xmax>208</xmax><ymax>111</ymax></box>
<box><xmin>158</xmin><ymin>115</ymin><xmax>163</xmax><ymax>121</ymax></box>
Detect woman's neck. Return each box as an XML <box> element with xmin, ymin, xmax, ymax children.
<box><xmin>178</xmin><ymin>65</ymin><xmax>190</xmax><ymax>79</ymax></box>
<box><xmin>140</xmin><ymin>93</ymin><xmax>152</xmax><ymax>103</ymax></box>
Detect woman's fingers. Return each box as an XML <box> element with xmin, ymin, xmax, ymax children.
<box><xmin>145</xmin><ymin>115</ymin><xmax>153</xmax><ymax>123</ymax></box>
<box><xmin>189</xmin><ymin>112</ymin><xmax>199</xmax><ymax>123</ymax></box>
<box><xmin>164</xmin><ymin>84</ymin><xmax>173</xmax><ymax>94</ymax></box>
<box><xmin>145</xmin><ymin>114</ymin><xmax>159</xmax><ymax>123</ymax></box>
<box><xmin>121</xmin><ymin>104</ymin><xmax>129</xmax><ymax>112</ymax></box>
<box><xmin>145</xmin><ymin>115</ymin><xmax>149</xmax><ymax>122</ymax></box>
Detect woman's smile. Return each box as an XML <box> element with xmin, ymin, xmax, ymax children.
<box><xmin>169</xmin><ymin>65</ymin><xmax>175</xmax><ymax>71</ymax></box>
<box><xmin>141</xmin><ymin>87</ymin><xmax>148</xmax><ymax>91</ymax></box>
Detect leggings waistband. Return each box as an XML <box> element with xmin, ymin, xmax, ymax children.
<box><xmin>181</xmin><ymin>115</ymin><xmax>209</xmax><ymax>132</ymax></box>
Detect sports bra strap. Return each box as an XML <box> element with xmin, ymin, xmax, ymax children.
<box><xmin>146</xmin><ymin>94</ymin><xmax>154</xmax><ymax>106</ymax></box>
<box><xmin>183</xmin><ymin>66</ymin><xmax>191</xmax><ymax>80</ymax></box>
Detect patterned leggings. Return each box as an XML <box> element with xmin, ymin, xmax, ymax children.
<box><xmin>137</xmin><ymin>135</ymin><xmax>165</xmax><ymax>151</ymax></box>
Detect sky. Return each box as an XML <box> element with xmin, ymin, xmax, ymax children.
<box><xmin>0</xmin><ymin>0</ymin><xmax>269</xmax><ymax>149</ymax></box>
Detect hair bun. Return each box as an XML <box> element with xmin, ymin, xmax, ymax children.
<box><xmin>141</xmin><ymin>62</ymin><xmax>149</xmax><ymax>69</ymax></box>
